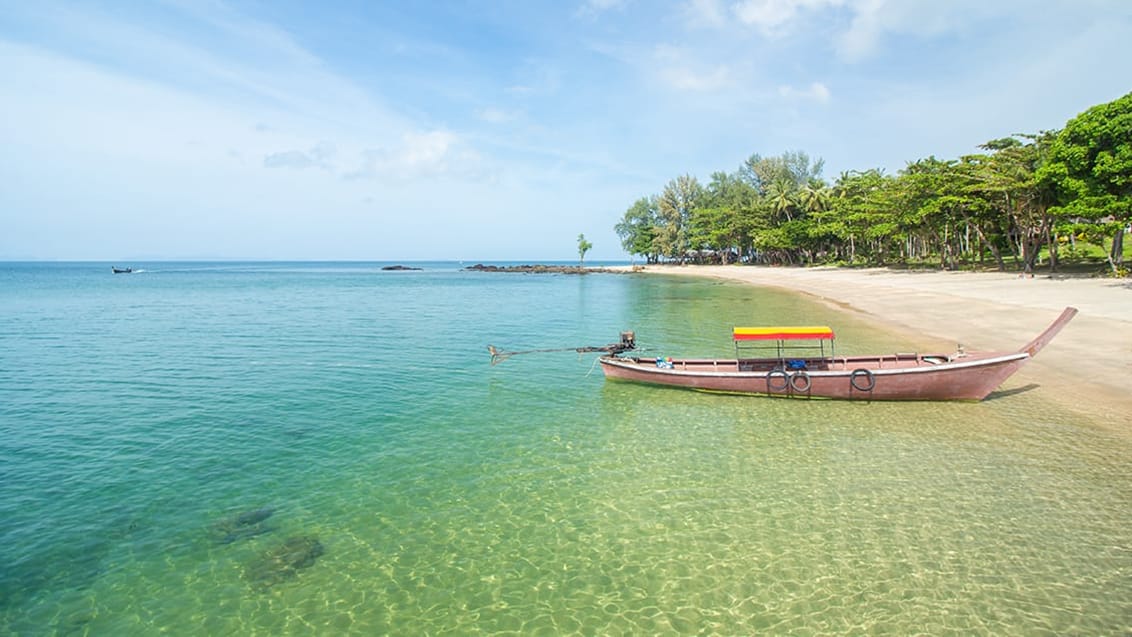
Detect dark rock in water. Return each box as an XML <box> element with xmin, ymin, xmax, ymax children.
<box><xmin>381</xmin><ymin>264</ymin><xmax>423</xmax><ymax>271</ymax></box>
<box><xmin>234</xmin><ymin>507</ymin><xmax>275</xmax><ymax>526</ymax></box>
<box><xmin>244</xmin><ymin>535</ymin><xmax>325</xmax><ymax>589</ymax></box>
<box><xmin>210</xmin><ymin>507</ymin><xmax>276</xmax><ymax>544</ymax></box>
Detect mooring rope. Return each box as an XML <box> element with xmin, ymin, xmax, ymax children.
<box><xmin>488</xmin><ymin>332</ymin><xmax>636</xmax><ymax>365</ymax></box>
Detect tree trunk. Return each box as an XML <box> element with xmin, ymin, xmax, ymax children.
<box><xmin>1109</xmin><ymin>230</ymin><xmax>1125</xmax><ymax>274</ymax></box>
<box><xmin>971</xmin><ymin>223</ymin><xmax>1005</xmax><ymax>271</ymax></box>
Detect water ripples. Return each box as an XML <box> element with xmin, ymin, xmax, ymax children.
<box><xmin>1</xmin><ymin>263</ymin><xmax>1129</xmax><ymax>634</ymax></box>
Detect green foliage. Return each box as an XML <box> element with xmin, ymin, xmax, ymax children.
<box><xmin>615</xmin><ymin>197</ymin><xmax>660</xmax><ymax>262</ymax></box>
<box><xmin>689</xmin><ymin>171</ymin><xmax>757</xmax><ymax>263</ymax></box>
<box><xmin>1041</xmin><ymin>91</ymin><xmax>1132</xmax><ymax>273</ymax></box>
<box><xmin>576</xmin><ymin>233</ymin><xmax>593</xmax><ymax>265</ymax></box>
<box><xmin>615</xmin><ymin>93</ymin><xmax>1132</xmax><ymax>276</ymax></box>
<box><xmin>740</xmin><ymin>151</ymin><xmax>824</xmax><ymax>194</ymax></box>
<box><xmin>1043</xmin><ymin>92</ymin><xmax>1132</xmax><ymax>214</ymax></box>
<box><xmin>654</xmin><ymin>175</ymin><xmax>704</xmax><ymax>261</ymax></box>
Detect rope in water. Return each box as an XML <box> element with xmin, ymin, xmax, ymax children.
<box><xmin>488</xmin><ymin>332</ymin><xmax>637</xmax><ymax>365</ymax></box>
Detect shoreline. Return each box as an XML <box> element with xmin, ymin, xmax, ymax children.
<box><xmin>614</xmin><ymin>264</ymin><xmax>1132</xmax><ymax>428</ymax></box>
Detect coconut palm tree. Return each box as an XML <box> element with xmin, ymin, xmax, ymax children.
<box><xmin>767</xmin><ymin>178</ymin><xmax>797</xmax><ymax>222</ymax></box>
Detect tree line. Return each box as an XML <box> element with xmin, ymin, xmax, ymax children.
<box><xmin>615</xmin><ymin>91</ymin><xmax>1131</xmax><ymax>275</ymax></box>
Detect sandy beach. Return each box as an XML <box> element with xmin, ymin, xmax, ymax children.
<box><xmin>622</xmin><ymin>265</ymin><xmax>1132</xmax><ymax>426</ymax></box>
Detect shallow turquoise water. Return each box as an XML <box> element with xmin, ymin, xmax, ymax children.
<box><xmin>1</xmin><ymin>262</ymin><xmax>1129</xmax><ymax>635</ymax></box>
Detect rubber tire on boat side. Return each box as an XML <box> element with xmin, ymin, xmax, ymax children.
<box><xmin>850</xmin><ymin>368</ymin><xmax>875</xmax><ymax>392</ymax></box>
<box><xmin>767</xmin><ymin>368</ymin><xmax>789</xmax><ymax>392</ymax></box>
<box><xmin>789</xmin><ymin>371</ymin><xmax>811</xmax><ymax>393</ymax></box>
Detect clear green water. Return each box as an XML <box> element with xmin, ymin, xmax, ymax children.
<box><xmin>1</xmin><ymin>263</ymin><xmax>1129</xmax><ymax>635</ymax></box>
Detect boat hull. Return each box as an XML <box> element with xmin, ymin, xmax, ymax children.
<box><xmin>599</xmin><ymin>307</ymin><xmax>1077</xmax><ymax>402</ymax></box>
<box><xmin>599</xmin><ymin>352</ymin><xmax>1032</xmax><ymax>401</ymax></box>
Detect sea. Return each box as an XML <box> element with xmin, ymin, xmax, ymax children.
<box><xmin>1</xmin><ymin>261</ymin><xmax>1129</xmax><ymax>635</ymax></box>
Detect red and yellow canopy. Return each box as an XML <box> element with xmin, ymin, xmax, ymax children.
<box><xmin>733</xmin><ymin>326</ymin><xmax>835</xmax><ymax>341</ymax></box>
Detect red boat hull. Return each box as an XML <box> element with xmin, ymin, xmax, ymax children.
<box><xmin>599</xmin><ymin>307</ymin><xmax>1077</xmax><ymax>402</ymax></box>
<box><xmin>600</xmin><ymin>353</ymin><xmax>1030</xmax><ymax>401</ymax></box>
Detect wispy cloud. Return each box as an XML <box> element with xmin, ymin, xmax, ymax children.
<box><xmin>778</xmin><ymin>81</ymin><xmax>831</xmax><ymax>103</ymax></box>
<box><xmin>682</xmin><ymin>0</ymin><xmax>728</xmax><ymax>28</ymax></box>
<box><xmin>654</xmin><ymin>45</ymin><xmax>732</xmax><ymax>92</ymax></box>
<box><xmin>347</xmin><ymin>130</ymin><xmax>486</xmax><ymax>182</ymax></box>
<box><xmin>8</xmin><ymin>2</ymin><xmax>405</xmax><ymax>135</ymax></box>
<box><xmin>576</xmin><ymin>0</ymin><xmax>630</xmax><ymax>18</ymax></box>
<box><xmin>732</xmin><ymin>0</ymin><xmax>846</xmax><ymax>36</ymax></box>
<box><xmin>701</xmin><ymin>0</ymin><xmax>1007</xmax><ymax>64</ymax></box>
<box><xmin>478</xmin><ymin>107</ymin><xmax>520</xmax><ymax>124</ymax></box>
<box><xmin>263</xmin><ymin>141</ymin><xmax>337</xmax><ymax>170</ymax></box>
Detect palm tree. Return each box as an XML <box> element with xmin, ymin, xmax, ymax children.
<box><xmin>767</xmin><ymin>178</ymin><xmax>796</xmax><ymax>221</ymax></box>
<box><xmin>799</xmin><ymin>180</ymin><xmax>831</xmax><ymax>215</ymax></box>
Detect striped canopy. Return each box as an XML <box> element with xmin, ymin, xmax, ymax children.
<box><xmin>733</xmin><ymin>326</ymin><xmax>835</xmax><ymax>341</ymax></box>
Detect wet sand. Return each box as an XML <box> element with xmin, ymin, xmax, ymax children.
<box><xmin>620</xmin><ymin>265</ymin><xmax>1132</xmax><ymax>426</ymax></box>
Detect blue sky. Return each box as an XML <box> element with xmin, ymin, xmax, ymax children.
<box><xmin>2</xmin><ymin>0</ymin><xmax>1130</xmax><ymax>261</ymax></box>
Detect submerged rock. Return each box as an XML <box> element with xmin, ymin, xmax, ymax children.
<box><xmin>381</xmin><ymin>264</ymin><xmax>423</xmax><ymax>271</ymax></box>
<box><xmin>210</xmin><ymin>506</ymin><xmax>276</xmax><ymax>544</ymax></box>
<box><xmin>244</xmin><ymin>535</ymin><xmax>325</xmax><ymax>589</ymax></box>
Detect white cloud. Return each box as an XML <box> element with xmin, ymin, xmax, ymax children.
<box><xmin>834</xmin><ymin>0</ymin><xmax>975</xmax><ymax>62</ymax></box>
<box><xmin>835</xmin><ymin>0</ymin><xmax>886</xmax><ymax>60</ymax></box>
<box><xmin>726</xmin><ymin>0</ymin><xmax>1008</xmax><ymax>62</ymax></box>
<box><xmin>586</xmin><ymin>0</ymin><xmax>627</xmax><ymax>9</ymax></box>
<box><xmin>348</xmin><ymin>130</ymin><xmax>485</xmax><ymax>181</ymax></box>
<box><xmin>654</xmin><ymin>45</ymin><xmax>732</xmax><ymax>91</ymax></box>
<box><xmin>778</xmin><ymin>81</ymin><xmax>831</xmax><ymax>102</ymax></box>
<box><xmin>732</xmin><ymin>0</ymin><xmax>846</xmax><ymax>35</ymax></box>
<box><xmin>9</xmin><ymin>2</ymin><xmax>405</xmax><ymax>135</ymax></box>
<box><xmin>263</xmin><ymin>141</ymin><xmax>337</xmax><ymax>170</ymax></box>
<box><xmin>402</xmin><ymin>131</ymin><xmax>456</xmax><ymax>168</ymax></box>
<box><xmin>683</xmin><ymin>0</ymin><xmax>728</xmax><ymax>28</ymax></box>
<box><xmin>478</xmin><ymin>107</ymin><xmax>519</xmax><ymax>124</ymax></box>
<box><xmin>662</xmin><ymin>65</ymin><xmax>732</xmax><ymax>91</ymax></box>
<box><xmin>577</xmin><ymin>0</ymin><xmax>629</xmax><ymax>16</ymax></box>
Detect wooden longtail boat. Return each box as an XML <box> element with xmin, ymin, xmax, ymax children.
<box><xmin>599</xmin><ymin>307</ymin><xmax>1077</xmax><ymax>401</ymax></box>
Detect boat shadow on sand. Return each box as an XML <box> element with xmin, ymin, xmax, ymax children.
<box><xmin>985</xmin><ymin>383</ymin><xmax>1040</xmax><ymax>400</ymax></box>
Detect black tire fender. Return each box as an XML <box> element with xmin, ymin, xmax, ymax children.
<box><xmin>789</xmin><ymin>371</ymin><xmax>812</xmax><ymax>393</ymax></box>
<box><xmin>767</xmin><ymin>368</ymin><xmax>789</xmax><ymax>392</ymax></box>
<box><xmin>850</xmin><ymin>368</ymin><xmax>876</xmax><ymax>392</ymax></box>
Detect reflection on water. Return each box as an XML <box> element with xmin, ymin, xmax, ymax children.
<box><xmin>0</xmin><ymin>265</ymin><xmax>1128</xmax><ymax>634</ymax></box>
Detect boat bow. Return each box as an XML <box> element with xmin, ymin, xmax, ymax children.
<box><xmin>1018</xmin><ymin>306</ymin><xmax>1078</xmax><ymax>358</ymax></box>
